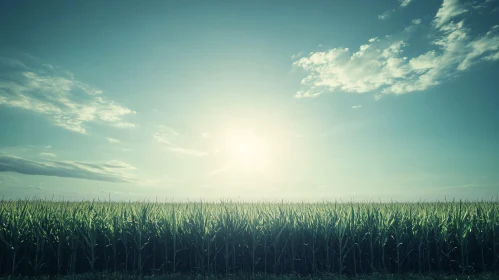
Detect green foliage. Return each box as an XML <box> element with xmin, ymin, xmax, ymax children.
<box><xmin>0</xmin><ymin>200</ymin><xmax>498</xmax><ymax>276</ymax></box>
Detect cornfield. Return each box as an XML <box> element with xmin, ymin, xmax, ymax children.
<box><xmin>0</xmin><ymin>200</ymin><xmax>498</xmax><ymax>276</ymax></box>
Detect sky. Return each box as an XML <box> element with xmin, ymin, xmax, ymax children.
<box><xmin>0</xmin><ymin>0</ymin><xmax>498</xmax><ymax>201</ymax></box>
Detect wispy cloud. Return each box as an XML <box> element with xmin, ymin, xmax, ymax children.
<box><xmin>291</xmin><ymin>52</ymin><xmax>305</xmax><ymax>59</ymax></box>
<box><xmin>0</xmin><ymin>58</ymin><xmax>136</xmax><ymax>134</ymax></box>
<box><xmin>412</xmin><ymin>19</ymin><xmax>422</xmax><ymax>25</ymax></box>
<box><xmin>294</xmin><ymin>0</ymin><xmax>499</xmax><ymax>98</ymax></box>
<box><xmin>100</xmin><ymin>160</ymin><xmax>136</xmax><ymax>171</ymax></box>
<box><xmin>39</xmin><ymin>152</ymin><xmax>56</xmax><ymax>158</ymax></box>
<box><xmin>472</xmin><ymin>0</ymin><xmax>496</xmax><ymax>10</ymax></box>
<box><xmin>154</xmin><ymin>125</ymin><xmax>208</xmax><ymax>157</ymax></box>
<box><xmin>378</xmin><ymin>0</ymin><xmax>414</xmax><ymax>20</ymax></box>
<box><xmin>106</xmin><ymin>137</ymin><xmax>120</xmax><ymax>143</ymax></box>
<box><xmin>0</xmin><ymin>154</ymin><xmax>133</xmax><ymax>182</ymax></box>
<box><xmin>433</xmin><ymin>0</ymin><xmax>467</xmax><ymax>28</ymax></box>
<box><xmin>352</xmin><ymin>105</ymin><xmax>362</xmax><ymax>109</ymax></box>
<box><xmin>153</xmin><ymin>125</ymin><xmax>179</xmax><ymax>145</ymax></box>
<box><xmin>399</xmin><ymin>0</ymin><xmax>414</xmax><ymax>7</ymax></box>
<box><xmin>378</xmin><ymin>10</ymin><xmax>393</xmax><ymax>20</ymax></box>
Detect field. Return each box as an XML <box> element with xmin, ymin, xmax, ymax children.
<box><xmin>0</xmin><ymin>273</ymin><xmax>497</xmax><ymax>280</ymax></box>
<box><xmin>0</xmin><ymin>200</ymin><xmax>498</xmax><ymax>278</ymax></box>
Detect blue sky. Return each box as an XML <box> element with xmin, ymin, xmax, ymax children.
<box><xmin>1</xmin><ymin>0</ymin><xmax>498</xmax><ymax>201</ymax></box>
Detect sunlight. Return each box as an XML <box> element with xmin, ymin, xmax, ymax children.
<box><xmin>225</xmin><ymin>128</ymin><xmax>269</xmax><ymax>171</ymax></box>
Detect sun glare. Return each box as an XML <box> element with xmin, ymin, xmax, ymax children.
<box><xmin>225</xmin><ymin>128</ymin><xmax>269</xmax><ymax>170</ymax></box>
<box><xmin>210</xmin><ymin>119</ymin><xmax>288</xmax><ymax>177</ymax></box>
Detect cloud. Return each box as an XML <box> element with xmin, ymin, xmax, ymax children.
<box><xmin>352</xmin><ymin>105</ymin><xmax>362</xmax><ymax>109</ymax></box>
<box><xmin>39</xmin><ymin>152</ymin><xmax>56</xmax><ymax>158</ymax></box>
<box><xmin>153</xmin><ymin>125</ymin><xmax>179</xmax><ymax>145</ymax></box>
<box><xmin>433</xmin><ymin>0</ymin><xmax>467</xmax><ymax>28</ymax></box>
<box><xmin>412</xmin><ymin>19</ymin><xmax>422</xmax><ymax>25</ymax></box>
<box><xmin>294</xmin><ymin>0</ymin><xmax>499</xmax><ymax>98</ymax></box>
<box><xmin>0</xmin><ymin>58</ymin><xmax>136</xmax><ymax>134</ymax></box>
<box><xmin>106</xmin><ymin>137</ymin><xmax>120</xmax><ymax>143</ymax></box>
<box><xmin>100</xmin><ymin>160</ymin><xmax>136</xmax><ymax>170</ymax></box>
<box><xmin>378</xmin><ymin>0</ymin><xmax>414</xmax><ymax>20</ymax></box>
<box><xmin>472</xmin><ymin>0</ymin><xmax>495</xmax><ymax>10</ymax></box>
<box><xmin>291</xmin><ymin>52</ymin><xmax>304</xmax><ymax>59</ymax></box>
<box><xmin>399</xmin><ymin>0</ymin><xmax>414</xmax><ymax>7</ymax></box>
<box><xmin>0</xmin><ymin>154</ymin><xmax>132</xmax><ymax>182</ymax></box>
<box><xmin>457</xmin><ymin>25</ymin><xmax>499</xmax><ymax>70</ymax></box>
<box><xmin>154</xmin><ymin>125</ymin><xmax>208</xmax><ymax>157</ymax></box>
<box><xmin>378</xmin><ymin>10</ymin><xmax>393</xmax><ymax>20</ymax></box>
<box><xmin>294</xmin><ymin>39</ymin><xmax>408</xmax><ymax>96</ymax></box>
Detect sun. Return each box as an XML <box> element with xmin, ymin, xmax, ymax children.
<box><xmin>225</xmin><ymin>128</ymin><xmax>268</xmax><ymax>169</ymax></box>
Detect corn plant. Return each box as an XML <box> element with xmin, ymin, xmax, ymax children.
<box><xmin>0</xmin><ymin>199</ymin><xmax>498</xmax><ymax>276</ymax></box>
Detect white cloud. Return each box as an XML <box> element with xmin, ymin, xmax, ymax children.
<box><xmin>352</xmin><ymin>105</ymin><xmax>362</xmax><ymax>109</ymax></box>
<box><xmin>101</xmin><ymin>160</ymin><xmax>136</xmax><ymax>171</ymax></box>
<box><xmin>153</xmin><ymin>125</ymin><xmax>179</xmax><ymax>145</ymax></box>
<box><xmin>412</xmin><ymin>19</ymin><xmax>422</xmax><ymax>25</ymax></box>
<box><xmin>378</xmin><ymin>10</ymin><xmax>392</xmax><ymax>20</ymax></box>
<box><xmin>472</xmin><ymin>0</ymin><xmax>494</xmax><ymax>10</ymax></box>
<box><xmin>106</xmin><ymin>137</ymin><xmax>120</xmax><ymax>143</ymax></box>
<box><xmin>294</xmin><ymin>0</ymin><xmax>499</xmax><ymax>97</ymax></box>
<box><xmin>154</xmin><ymin>125</ymin><xmax>208</xmax><ymax>157</ymax></box>
<box><xmin>378</xmin><ymin>0</ymin><xmax>414</xmax><ymax>21</ymax></box>
<box><xmin>291</xmin><ymin>52</ymin><xmax>304</xmax><ymax>59</ymax></box>
<box><xmin>433</xmin><ymin>0</ymin><xmax>468</xmax><ymax>28</ymax></box>
<box><xmin>409</xmin><ymin>50</ymin><xmax>438</xmax><ymax>70</ymax></box>
<box><xmin>0</xmin><ymin>59</ymin><xmax>136</xmax><ymax>134</ymax></box>
<box><xmin>39</xmin><ymin>152</ymin><xmax>56</xmax><ymax>158</ymax></box>
<box><xmin>457</xmin><ymin>25</ymin><xmax>499</xmax><ymax>70</ymax></box>
<box><xmin>294</xmin><ymin>40</ymin><xmax>408</xmax><ymax>96</ymax></box>
<box><xmin>399</xmin><ymin>0</ymin><xmax>414</xmax><ymax>7</ymax></box>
